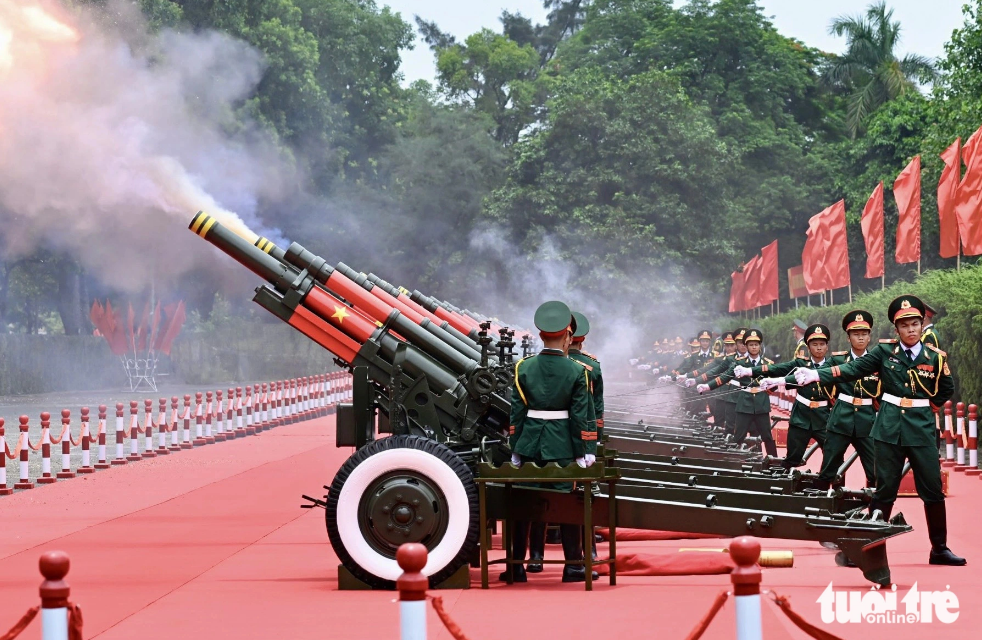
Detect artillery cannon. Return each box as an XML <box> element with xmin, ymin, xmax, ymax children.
<box><xmin>190</xmin><ymin>211</ymin><xmax>911</xmax><ymax>588</ymax></box>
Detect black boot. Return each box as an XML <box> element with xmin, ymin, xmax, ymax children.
<box><xmin>560</xmin><ymin>524</ymin><xmax>598</xmax><ymax>582</ymax></box>
<box><xmin>527</xmin><ymin>522</ymin><xmax>545</xmax><ymax>572</ymax></box>
<box><xmin>868</xmin><ymin>499</ymin><xmax>893</xmax><ymax>521</ymax></box>
<box><xmin>499</xmin><ymin>520</ymin><xmax>529</xmax><ymax>582</ymax></box>
<box><xmin>925</xmin><ymin>502</ymin><xmax>967</xmax><ymax>566</ymax></box>
<box><xmin>763</xmin><ymin>439</ymin><xmax>777</xmax><ymax>457</ymax></box>
<box><xmin>545</xmin><ymin>524</ymin><xmax>562</xmax><ymax>544</ymax></box>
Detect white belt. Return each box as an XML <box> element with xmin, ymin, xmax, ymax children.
<box><xmin>729</xmin><ymin>380</ymin><xmax>741</xmax><ymax>387</ymax></box>
<box><xmin>837</xmin><ymin>393</ymin><xmax>873</xmax><ymax>407</ymax></box>
<box><xmin>795</xmin><ymin>394</ymin><xmax>828</xmax><ymax>409</ymax></box>
<box><xmin>527</xmin><ymin>410</ymin><xmax>570</xmax><ymax>420</ymax></box>
<box><xmin>881</xmin><ymin>393</ymin><xmax>931</xmax><ymax>408</ymax></box>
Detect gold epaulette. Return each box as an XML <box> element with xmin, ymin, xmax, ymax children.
<box><xmin>879</xmin><ymin>338</ymin><xmax>897</xmax><ymax>344</ymax></box>
<box><xmin>832</xmin><ymin>351</ymin><xmax>847</xmax><ymax>356</ymax></box>
<box><xmin>924</xmin><ymin>343</ymin><xmax>947</xmax><ymax>357</ymax></box>
<box><xmin>572</xmin><ymin>359</ymin><xmax>593</xmax><ymax>371</ymax></box>
<box><xmin>763</xmin><ymin>358</ymin><xmax>774</xmax><ymax>365</ymax></box>
<box><xmin>582</xmin><ymin>350</ymin><xmax>600</xmax><ymax>363</ymax></box>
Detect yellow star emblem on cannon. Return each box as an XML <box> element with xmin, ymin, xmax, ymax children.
<box><xmin>332</xmin><ymin>306</ymin><xmax>349</xmax><ymax>323</ymax></box>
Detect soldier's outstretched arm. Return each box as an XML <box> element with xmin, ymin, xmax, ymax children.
<box><xmin>706</xmin><ymin>360</ymin><xmax>737</xmax><ymax>390</ymax></box>
<box><xmin>816</xmin><ymin>349</ymin><xmax>882</xmax><ymax>385</ymax></box>
<box><xmin>750</xmin><ymin>358</ymin><xmax>796</xmax><ymax>380</ymax></box>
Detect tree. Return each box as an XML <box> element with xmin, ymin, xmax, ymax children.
<box><xmin>434</xmin><ymin>29</ymin><xmax>541</xmax><ymax>144</ymax></box>
<box><xmin>823</xmin><ymin>1</ymin><xmax>937</xmax><ymax>138</ymax></box>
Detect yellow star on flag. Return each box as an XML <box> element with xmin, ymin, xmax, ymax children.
<box><xmin>331</xmin><ymin>306</ymin><xmax>349</xmax><ymax>323</ymax></box>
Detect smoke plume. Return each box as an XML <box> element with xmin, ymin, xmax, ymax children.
<box><xmin>0</xmin><ymin>0</ymin><xmax>287</xmax><ymax>291</ymax></box>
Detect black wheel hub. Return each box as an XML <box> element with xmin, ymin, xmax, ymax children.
<box><xmin>360</xmin><ymin>470</ymin><xmax>449</xmax><ymax>556</ymax></box>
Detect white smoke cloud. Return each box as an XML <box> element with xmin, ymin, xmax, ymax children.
<box><xmin>0</xmin><ymin>0</ymin><xmax>288</xmax><ymax>291</ymax></box>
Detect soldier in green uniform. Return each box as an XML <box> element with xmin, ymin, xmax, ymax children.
<box><xmin>814</xmin><ymin>311</ymin><xmax>880</xmax><ymax>490</ymax></box>
<box><xmin>683</xmin><ymin>331</ymin><xmax>738</xmax><ymax>432</ymax></box>
<box><xmin>921</xmin><ymin>303</ymin><xmax>940</xmax><ymax>349</ymax></box>
<box><xmin>698</xmin><ymin>329</ymin><xmax>778</xmax><ymax>455</ymax></box>
<box><xmin>795</xmin><ymin>295</ymin><xmax>966</xmax><ymax>567</ymax></box>
<box><xmin>504</xmin><ymin>300</ymin><xmax>597</xmax><ymax>583</ymax></box>
<box><xmin>737</xmin><ymin>324</ymin><xmax>835</xmax><ymax>469</ymax></box>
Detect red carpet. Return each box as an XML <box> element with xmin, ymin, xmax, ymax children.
<box><xmin>0</xmin><ymin>417</ymin><xmax>979</xmax><ymax>639</ymax></box>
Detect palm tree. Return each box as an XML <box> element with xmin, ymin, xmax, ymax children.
<box><xmin>824</xmin><ymin>1</ymin><xmax>937</xmax><ymax>138</ymax></box>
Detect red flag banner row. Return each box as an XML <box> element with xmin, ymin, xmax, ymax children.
<box><xmin>802</xmin><ymin>200</ymin><xmax>850</xmax><ymax>294</ymax></box>
<box><xmin>728</xmin><ymin>241</ymin><xmax>779</xmax><ymax>312</ymax></box>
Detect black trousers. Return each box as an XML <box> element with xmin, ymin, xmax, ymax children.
<box><xmin>872</xmin><ymin>440</ymin><xmax>945</xmax><ymax>506</ymax></box>
<box><xmin>723</xmin><ymin>401</ymin><xmax>737</xmax><ymax>434</ymax></box>
<box><xmin>734</xmin><ymin>412</ymin><xmax>772</xmax><ymax>443</ymax></box>
<box><xmin>817</xmin><ymin>430</ymin><xmax>876</xmax><ymax>487</ymax></box>
<box><xmin>783</xmin><ymin>426</ymin><xmax>826</xmax><ymax>467</ymax></box>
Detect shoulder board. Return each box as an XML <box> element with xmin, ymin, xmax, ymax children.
<box><xmin>582</xmin><ymin>351</ymin><xmax>600</xmax><ymax>362</ymax></box>
<box><xmin>736</xmin><ymin>355</ymin><xmax>748</xmax><ymax>361</ymax></box>
<box><xmin>924</xmin><ymin>343</ymin><xmax>947</xmax><ymax>357</ymax></box>
<box><xmin>879</xmin><ymin>338</ymin><xmax>897</xmax><ymax>344</ymax></box>
<box><xmin>832</xmin><ymin>351</ymin><xmax>847</xmax><ymax>356</ymax></box>
<box><xmin>763</xmin><ymin>358</ymin><xmax>774</xmax><ymax>365</ymax></box>
<box><xmin>572</xmin><ymin>359</ymin><xmax>592</xmax><ymax>371</ymax></box>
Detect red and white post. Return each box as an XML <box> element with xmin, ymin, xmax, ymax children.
<box><xmin>126</xmin><ymin>401</ymin><xmax>142</xmax><ymax>462</ymax></box>
<box><xmin>968</xmin><ymin>404</ymin><xmax>979</xmax><ymax>476</ymax></box>
<box><xmin>142</xmin><ymin>400</ymin><xmax>156</xmax><ymax>458</ymax></box>
<box><xmin>0</xmin><ymin>418</ymin><xmax>11</xmax><ymax>495</ymax></box>
<box><xmin>730</xmin><ymin>537</ymin><xmax>762</xmax><ymax>640</ymax></box>
<box><xmin>943</xmin><ymin>401</ymin><xmax>956</xmax><ymax>466</ymax></box>
<box><xmin>245</xmin><ymin>385</ymin><xmax>256</xmax><ymax>435</ymax></box>
<box><xmin>78</xmin><ymin>408</ymin><xmax>95</xmax><ymax>474</ymax></box>
<box><xmin>955</xmin><ymin>402</ymin><xmax>967</xmax><ymax>468</ymax></box>
<box><xmin>57</xmin><ymin>410</ymin><xmax>75</xmax><ymax>479</ymax></box>
<box><xmin>215</xmin><ymin>389</ymin><xmax>226</xmax><ymax>441</ymax></box>
<box><xmin>226</xmin><ymin>388</ymin><xmax>236</xmax><ymax>436</ymax></box>
<box><xmin>38</xmin><ymin>412</ymin><xmax>56</xmax><ymax>485</ymax></box>
<box><xmin>274</xmin><ymin>381</ymin><xmax>283</xmax><ymax>425</ymax></box>
<box><xmin>111</xmin><ymin>403</ymin><xmax>127</xmax><ymax>465</ymax></box>
<box><xmin>396</xmin><ymin>543</ymin><xmax>428</xmax><ymax>640</ymax></box>
<box><xmin>193</xmin><ymin>392</ymin><xmax>206</xmax><ymax>446</ymax></box>
<box><xmin>39</xmin><ymin>550</ymin><xmax>72</xmax><ymax>640</ymax></box>
<box><xmin>169</xmin><ymin>397</ymin><xmax>182</xmax><ymax>451</ymax></box>
<box><xmin>260</xmin><ymin>383</ymin><xmax>270</xmax><ymax>428</ymax></box>
<box><xmin>156</xmin><ymin>399</ymin><xmax>170</xmax><ymax>455</ymax></box>
<box><xmin>95</xmin><ymin>405</ymin><xmax>110</xmax><ymax>469</ymax></box>
<box><xmin>204</xmin><ymin>391</ymin><xmax>216</xmax><ymax>444</ymax></box>
<box><xmin>15</xmin><ymin>416</ymin><xmax>33</xmax><ymax>489</ymax></box>
<box><xmin>181</xmin><ymin>395</ymin><xmax>193</xmax><ymax>449</ymax></box>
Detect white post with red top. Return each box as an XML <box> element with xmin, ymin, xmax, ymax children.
<box><xmin>730</xmin><ymin>537</ymin><xmax>762</xmax><ymax>640</ymax></box>
<box><xmin>156</xmin><ymin>399</ymin><xmax>170</xmax><ymax>455</ymax></box>
<box><xmin>78</xmin><ymin>408</ymin><xmax>95</xmax><ymax>473</ymax></box>
<box><xmin>39</xmin><ymin>551</ymin><xmax>72</xmax><ymax>640</ymax></box>
<box><xmin>0</xmin><ymin>419</ymin><xmax>11</xmax><ymax>495</ymax></box>
<box><xmin>15</xmin><ymin>416</ymin><xmax>33</xmax><ymax>489</ymax></box>
<box><xmin>38</xmin><ymin>412</ymin><xmax>56</xmax><ymax>484</ymax></box>
<box><xmin>396</xmin><ymin>543</ymin><xmax>428</xmax><ymax>640</ymax></box>
<box><xmin>57</xmin><ymin>410</ymin><xmax>75</xmax><ymax>479</ymax></box>
<box><xmin>96</xmin><ymin>405</ymin><xmax>110</xmax><ymax>469</ymax></box>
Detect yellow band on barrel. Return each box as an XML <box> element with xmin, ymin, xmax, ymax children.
<box><xmin>189</xmin><ymin>210</ymin><xmax>209</xmax><ymax>233</ymax></box>
<box><xmin>197</xmin><ymin>216</ymin><xmax>218</xmax><ymax>238</ymax></box>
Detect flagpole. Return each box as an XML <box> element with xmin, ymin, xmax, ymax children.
<box><xmin>881</xmin><ymin>273</ymin><xmax>885</xmax><ymax>290</ymax></box>
<box><xmin>917</xmin><ymin>257</ymin><xmax>921</xmax><ymax>276</ymax></box>
<box><xmin>848</xmin><ymin>284</ymin><xmax>852</xmax><ymax>303</ymax></box>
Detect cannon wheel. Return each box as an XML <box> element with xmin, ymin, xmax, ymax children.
<box><xmin>326</xmin><ymin>435</ymin><xmax>478</xmax><ymax>588</ymax></box>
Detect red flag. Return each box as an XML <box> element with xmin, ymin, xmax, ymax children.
<box><xmin>938</xmin><ymin>139</ymin><xmax>961</xmax><ymax>258</ymax></box>
<box><xmin>894</xmin><ymin>156</ymin><xmax>922</xmax><ymax>264</ymax></box>
<box><xmin>728</xmin><ymin>270</ymin><xmax>745</xmax><ymax>313</ymax></box>
<box><xmin>861</xmin><ymin>182</ymin><xmax>884</xmax><ymax>278</ymax></box>
<box><xmin>956</xmin><ymin>126</ymin><xmax>982</xmax><ymax>255</ymax></box>
<box><xmin>787</xmin><ymin>266</ymin><xmax>808</xmax><ymax>298</ymax></box>
<box><xmin>759</xmin><ymin>240</ymin><xmax>778</xmax><ymax>305</ymax></box>
<box><xmin>825</xmin><ymin>200</ymin><xmax>851</xmax><ymax>289</ymax></box>
<box><xmin>742</xmin><ymin>255</ymin><xmax>762</xmax><ymax>310</ymax></box>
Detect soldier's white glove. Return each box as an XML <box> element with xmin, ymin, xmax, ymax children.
<box><xmin>510</xmin><ymin>453</ymin><xmax>522</xmax><ymax>467</ymax></box>
<box><xmin>629</xmin><ymin>358</ymin><xmax>639</xmax><ymax>365</ymax></box>
<box><xmin>759</xmin><ymin>377</ymin><xmax>785</xmax><ymax>390</ymax></box>
<box><xmin>684</xmin><ymin>378</ymin><xmax>696</xmax><ymax>388</ymax></box>
<box><xmin>696</xmin><ymin>383</ymin><xmax>710</xmax><ymax>394</ymax></box>
<box><xmin>575</xmin><ymin>456</ymin><xmax>587</xmax><ymax>468</ymax></box>
<box><xmin>795</xmin><ymin>369</ymin><xmax>820</xmax><ymax>386</ymax></box>
<box><xmin>583</xmin><ymin>453</ymin><xmax>596</xmax><ymax>467</ymax></box>
<box><xmin>638</xmin><ymin>364</ymin><xmax>651</xmax><ymax>371</ymax></box>
<box><xmin>733</xmin><ymin>365</ymin><xmax>752</xmax><ymax>378</ymax></box>
<box><xmin>658</xmin><ymin>375</ymin><xmax>671</xmax><ymax>382</ymax></box>
<box><xmin>652</xmin><ymin>368</ymin><xmax>660</xmax><ymax>375</ymax></box>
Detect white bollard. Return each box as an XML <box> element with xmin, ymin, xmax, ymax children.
<box><xmin>730</xmin><ymin>537</ymin><xmax>762</xmax><ymax>640</ymax></box>
<box><xmin>39</xmin><ymin>551</ymin><xmax>72</xmax><ymax>640</ymax></box>
<box><xmin>397</xmin><ymin>543</ymin><xmax>428</xmax><ymax>640</ymax></box>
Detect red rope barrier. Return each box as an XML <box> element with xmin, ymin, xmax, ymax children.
<box><xmin>68</xmin><ymin>602</ymin><xmax>84</xmax><ymax>640</ymax></box>
<box><xmin>0</xmin><ymin>606</ymin><xmax>38</xmax><ymax>640</ymax></box>
<box><xmin>429</xmin><ymin>596</ymin><xmax>471</xmax><ymax>640</ymax></box>
<box><xmin>769</xmin><ymin>592</ymin><xmax>845</xmax><ymax>640</ymax></box>
<box><xmin>683</xmin><ymin>590</ymin><xmax>729</xmax><ymax>640</ymax></box>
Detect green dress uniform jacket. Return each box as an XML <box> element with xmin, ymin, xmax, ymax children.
<box><xmin>753</xmin><ymin>358</ymin><xmax>835</xmax><ymax>431</ymax></box>
<box><xmin>706</xmin><ymin>355</ymin><xmax>774</xmax><ymax>415</ymax></box>
<box><xmin>921</xmin><ymin>325</ymin><xmax>940</xmax><ymax>350</ymax></box>
<box><xmin>816</xmin><ymin>340</ymin><xmax>954</xmax><ymax>447</ymax></box>
<box><xmin>569</xmin><ymin>348</ymin><xmax>604</xmax><ymax>437</ymax></box>
<box><xmin>826</xmin><ymin>351</ymin><xmax>881</xmax><ymax>437</ymax></box>
<box><xmin>509</xmin><ymin>349</ymin><xmax>595</xmax><ymax>460</ymax></box>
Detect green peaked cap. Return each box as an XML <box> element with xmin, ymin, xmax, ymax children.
<box><xmin>571</xmin><ymin>311</ymin><xmax>590</xmax><ymax>338</ymax></box>
<box><xmin>534</xmin><ymin>300</ymin><xmax>575</xmax><ymax>334</ymax></box>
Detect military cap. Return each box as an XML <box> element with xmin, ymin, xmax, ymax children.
<box><xmin>842</xmin><ymin>310</ymin><xmax>873</xmax><ymax>332</ymax></box>
<box><xmin>804</xmin><ymin>323</ymin><xmax>831</xmax><ymax>343</ymax></box>
<box><xmin>534</xmin><ymin>300</ymin><xmax>574</xmax><ymax>337</ymax></box>
<box><xmin>661</xmin><ymin>338</ymin><xmax>670</xmax><ymax>346</ymax></box>
<box><xmin>744</xmin><ymin>329</ymin><xmax>763</xmax><ymax>343</ymax></box>
<box><xmin>888</xmin><ymin>295</ymin><xmax>925</xmax><ymax>323</ymax></box>
<box><xmin>688</xmin><ymin>337</ymin><xmax>700</xmax><ymax>348</ymax></box>
<box><xmin>697</xmin><ymin>329</ymin><xmax>712</xmax><ymax>341</ymax></box>
<box><xmin>722</xmin><ymin>331</ymin><xmax>736</xmax><ymax>344</ymax></box>
<box><xmin>674</xmin><ymin>336</ymin><xmax>683</xmax><ymax>344</ymax></box>
<box><xmin>571</xmin><ymin>311</ymin><xmax>590</xmax><ymax>339</ymax></box>
<box><xmin>924</xmin><ymin>302</ymin><xmax>937</xmax><ymax>318</ymax></box>
<box><xmin>734</xmin><ymin>327</ymin><xmax>748</xmax><ymax>342</ymax></box>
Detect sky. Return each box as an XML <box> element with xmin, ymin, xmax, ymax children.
<box><xmin>381</xmin><ymin>0</ymin><xmax>969</xmax><ymax>86</ymax></box>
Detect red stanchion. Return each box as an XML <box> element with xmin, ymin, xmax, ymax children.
<box><xmin>95</xmin><ymin>406</ymin><xmax>110</xmax><ymax>469</ymax></box>
<box><xmin>156</xmin><ymin>399</ymin><xmax>170</xmax><ymax>455</ymax></box>
<box><xmin>112</xmin><ymin>403</ymin><xmax>127</xmax><ymax>465</ymax></box>
<box><xmin>955</xmin><ymin>402</ymin><xmax>967</xmax><ymax>469</ymax></box>
<box><xmin>943</xmin><ymin>400</ymin><xmax>956</xmax><ymax>466</ymax></box>
<box><xmin>142</xmin><ymin>400</ymin><xmax>156</xmax><ymax>458</ymax></box>
<box><xmin>56</xmin><ymin>411</ymin><xmax>75</xmax><ymax>479</ymax></box>
<box><xmin>181</xmin><ymin>395</ymin><xmax>193</xmax><ymax>449</ymax></box>
<box><xmin>14</xmin><ymin>416</ymin><xmax>33</xmax><ymax>490</ymax></box>
<box><xmin>0</xmin><ymin>419</ymin><xmax>12</xmax><ymax>495</ymax></box>
<box><xmin>38</xmin><ymin>550</ymin><xmax>83</xmax><ymax>640</ymax></box>
<box><xmin>204</xmin><ymin>392</ymin><xmax>216</xmax><ymax>444</ymax></box>
<box><xmin>126</xmin><ymin>402</ymin><xmax>142</xmax><ymax>462</ymax></box>
<box><xmin>169</xmin><ymin>397</ymin><xmax>182</xmax><ymax>452</ymax></box>
<box><xmin>396</xmin><ymin>544</ymin><xmax>428</xmax><ymax>640</ymax></box>
<box><xmin>245</xmin><ymin>385</ymin><xmax>256</xmax><ymax>435</ymax></box>
<box><xmin>38</xmin><ymin>412</ymin><xmax>56</xmax><ymax>485</ymax></box>
<box><xmin>193</xmin><ymin>392</ymin><xmax>206</xmax><ymax>446</ymax></box>
<box><xmin>215</xmin><ymin>390</ymin><xmax>226</xmax><ymax>441</ymax></box>
<box><xmin>968</xmin><ymin>403</ymin><xmax>980</xmax><ymax>476</ymax></box>
<box><xmin>77</xmin><ymin>408</ymin><xmax>95</xmax><ymax>474</ymax></box>
<box><xmin>226</xmin><ymin>388</ymin><xmax>236</xmax><ymax>436</ymax></box>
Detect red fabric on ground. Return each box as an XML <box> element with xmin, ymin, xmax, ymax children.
<box><xmin>596</xmin><ymin>552</ymin><xmax>735</xmax><ymax>576</ymax></box>
<box><xmin>597</xmin><ymin>528</ymin><xmax>724</xmax><ymax>541</ymax></box>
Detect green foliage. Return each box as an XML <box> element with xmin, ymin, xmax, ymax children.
<box><xmin>719</xmin><ymin>264</ymin><xmax>982</xmax><ymax>399</ymax></box>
